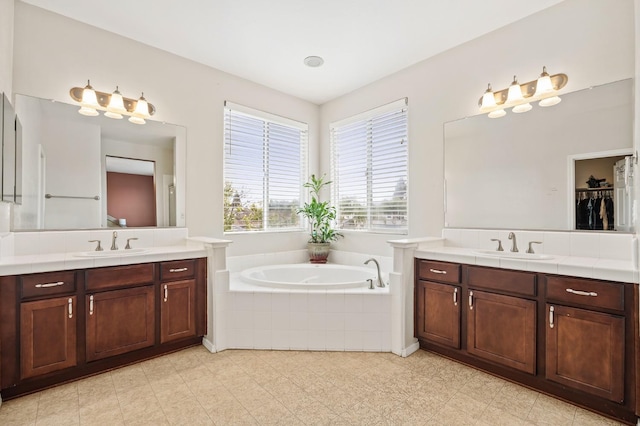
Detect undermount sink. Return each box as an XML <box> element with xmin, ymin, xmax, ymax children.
<box><xmin>473</xmin><ymin>250</ymin><xmax>554</xmax><ymax>261</ymax></box>
<box><xmin>74</xmin><ymin>248</ymin><xmax>150</xmax><ymax>257</ymax></box>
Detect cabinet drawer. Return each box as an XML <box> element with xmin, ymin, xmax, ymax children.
<box><xmin>86</xmin><ymin>263</ymin><xmax>155</xmax><ymax>292</ymax></box>
<box><xmin>545</xmin><ymin>276</ymin><xmax>623</xmax><ymax>311</ymax></box>
<box><xmin>416</xmin><ymin>260</ymin><xmax>460</xmax><ymax>283</ymax></box>
<box><xmin>466</xmin><ymin>266</ymin><xmax>536</xmax><ymax>297</ymax></box>
<box><xmin>21</xmin><ymin>271</ymin><xmax>76</xmax><ymax>299</ymax></box>
<box><xmin>161</xmin><ymin>259</ymin><xmax>196</xmax><ymax>281</ymax></box>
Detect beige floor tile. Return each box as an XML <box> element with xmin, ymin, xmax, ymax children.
<box><xmin>573</xmin><ymin>408</ymin><xmax>627</xmax><ymax>426</ymax></box>
<box><xmin>0</xmin><ymin>393</ymin><xmax>39</xmax><ymax>425</ymax></box>
<box><xmin>35</xmin><ymin>410</ymin><xmax>80</xmax><ymax>426</ymax></box>
<box><xmin>2</xmin><ymin>348</ymin><xmax>626</xmax><ymax>426</ymax></box>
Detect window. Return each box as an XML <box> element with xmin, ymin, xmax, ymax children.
<box><xmin>224</xmin><ymin>102</ymin><xmax>308</xmax><ymax>232</ymax></box>
<box><xmin>330</xmin><ymin>99</ymin><xmax>408</xmax><ymax>233</ymax></box>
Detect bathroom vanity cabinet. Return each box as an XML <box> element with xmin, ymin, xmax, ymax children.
<box><xmin>415</xmin><ymin>259</ymin><xmax>637</xmax><ymax>424</ymax></box>
<box><xmin>0</xmin><ymin>257</ymin><xmax>206</xmax><ymax>399</ymax></box>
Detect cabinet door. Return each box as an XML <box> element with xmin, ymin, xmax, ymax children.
<box><xmin>546</xmin><ymin>304</ymin><xmax>624</xmax><ymax>402</ymax></box>
<box><xmin>20</xmin><ymin>296</ymin><xmax>77</xmax><ymax>379</ymax></box>
<box><xmin>86</xmin><ymin>286</ymin><xmax>155</xmax><ymax>362</ymax></box>
<box><xmin>467</xmin><ymin>290</ymin><xmax>536</xmax><ymax>374</ymax></box>
<box><xmin>160</xmin><ymin>279</ymin><xmax>196</xmax><ymax>343</ymax></box>
<box><xmin>416</xmin><ymin>280</ymin><xmax>460</xmax><ymax>348</ymax></box>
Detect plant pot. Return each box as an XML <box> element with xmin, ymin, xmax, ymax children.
<box><xmin>307</xmin><ymin>242</ymin><xmax>331</xmax><ymax>264</ymax></box>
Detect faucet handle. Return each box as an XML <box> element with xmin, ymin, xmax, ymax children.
<box><xmin>490</xmin><ymin>238</ymin><xmax>504</xmax><ymax>252</ymax></box>
<box><xmin>88</xmin><ymin>240</ymin><xmax>103</xmax><ymax>251</ymax></box>
<box><xmin>125</xmin><ymin>238</ymin><xmax>139</xmax><ymax>250</ymax></box>
<box><xmin>526</xmin><ymin>241</ymin><xmax>543</xmax><ymax>254</ymax></box>
<box><xmin>367</xmin><ymin>278</ymin><xmax>374</xmax><ymax>290</ymax></box>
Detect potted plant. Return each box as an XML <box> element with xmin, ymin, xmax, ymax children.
<box><xmin>297</xmin><ymin>174</ymin><xmax>343</xmax><ymax>263</ymax></box>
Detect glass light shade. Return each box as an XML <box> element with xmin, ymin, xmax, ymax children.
<box><xmin>78</xmin><ymin>106</ymin><xmax>99</xmax><ymax>116</ymax></box>
<box><xmin>104</xmin><ymin>111</ymin><xmax>123</xmax><ymax>119</ymax></box>
<box><xmin>512</xmin><ymin>103</ymin><xmax>532</xmax><ymax>113</ymax></box>
<box><xmin>539</xmin><ymin>96</ymin><xmax>562</xmax><ymax>107</ymax></box>
<box><xmin>107</xmin><ymin>87</ymin><xmax>127</xmax><ymax>114</ymax></box>
<box><xmin>506</xmin><ymin>76</ymin><xmax>524</xmax><ymax>105</ymax></box>
<box><xmin>128</xmin><ymin>115</ymin><xmax>146</xmax><ymax>125</ymax></box>
<box><xmin>133</xmin><ymin>93</ymin><xmax>150</xmax><ymax>119</ymax></box>
<box><xmin>534</xmin><ymin>72</ymin><xmax>554</xmax><ymax>97</ymax></box>
<box><xmin>488</xmin><ymin>109</ymin><xmax>506</xmax><ymax>118</ymax></box>
<box><xmin>479</xmin><ymin>84</ymin><xmax>497</xmax><ymax>112</ymax></box>
<box><xmin>80</xmin><ymin>81</ymin><xmax>99</xmax><ymax>108</ymax></box>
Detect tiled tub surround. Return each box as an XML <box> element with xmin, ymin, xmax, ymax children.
<box><xmin>218</xmin><ymin>250</ymin><xmax>393</xmax><ymax>353</ymax></box>
<box><xmin>418</xmin><ymin>228</ymin><xmax>639</xmax><ymax>283</ymax></box>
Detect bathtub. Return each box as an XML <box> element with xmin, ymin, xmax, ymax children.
<box><xmin>240</xmin><ymin>263</ymin><xmax>379</xmax><ymax>290</ymax></box>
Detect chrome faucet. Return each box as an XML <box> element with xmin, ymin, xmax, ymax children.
<box><xmin>508</xmin><ymin>232</ymin><xmax>518</xmax><ymax>252</ymax></box>
<box><xmin>364</xmin><ymin>258</ymin><xmax>385</xmax><ymax>288</ymax></box>
<box><xmin>111</xmin><ymin>231</ymin><xmax>118</xmax><ymax>250</ymax></box>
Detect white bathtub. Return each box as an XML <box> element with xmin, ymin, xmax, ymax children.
<box><xmin>240</xmin><ymin>263</ymin><xmax>379</xmax><ymax>289</ymax></box>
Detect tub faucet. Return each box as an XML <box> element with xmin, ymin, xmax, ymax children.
<box><xmin>111</xmin><ymin>231</ymin><xmax>118</xmax><ymax>250</ymax></box>
<box><xmin>508</xmin><ymin>232</ymin><xmax>518</xmax><ymax>252</ymax></box>
<box><xmin>364</xmin><ymin>258</ymin><xmax>385</xmax><ymax>288</ymax></box>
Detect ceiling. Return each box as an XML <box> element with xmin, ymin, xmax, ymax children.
<box><xmin>21</xmin><ymin>0</ymin><xmax>564</xmax><ymax>105</ymax></box>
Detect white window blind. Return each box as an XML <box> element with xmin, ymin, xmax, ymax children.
<box><xmin>224</xmin><ymin>102</ymin><xmax>308</xmax><ymax>232</ymax></box>
<box><xmin>330</xmin><ymin>99</ymin><xmax>408</xmax><ymax>233</ymax></box>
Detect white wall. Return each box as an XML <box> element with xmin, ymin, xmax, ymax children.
<box><xmin>11</xmin><ymin>2</ymin><xmax>320</xmax><ymax>255</ymax></box>
<box><xmin>0</xmin><ymin>0</ymin><xmax>14</xmax><ymax>97</ymax></box>
<box><xmin>321</xmin><ymin>0</ymin><xmax>635</xmax><ymax>254</ymax></box>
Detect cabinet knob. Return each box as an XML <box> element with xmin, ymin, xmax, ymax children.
<box><xmin>549</xmin><ymin>305</ymin><xmax>555</xmax><ymax>329</ymax></box>
<box><xmin>169</xmin><ymin>267</ymin><xmax>188</xmax><ymax>273</ymax></box>
<box><xmin>68</xmin><ymin>298</ymin><xmax>73</xmax><ymax>319</ymax></box>
<box><xmin>89</xmin><ymin>295</ymin><xmax>94</xmax><ymax>315</ymax></box>
<box><xmin>453</xmin><ymin>288</ymin><xmax>458</xmax><ymax>306</ymax></box>
<box><xmin>468</xmin><ymin>291</ymin><xmax>474</xmax><ymax>310</ymax></box>
<box><xmin>164</xmin><ymin>284</ymin><xmax>168</xmax><ymax>302</ymax></box>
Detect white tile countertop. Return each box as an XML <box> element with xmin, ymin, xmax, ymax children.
<box><xmin>414</xmin><ymin>245</ymin><xmax>638</xmax><ymax>283</ymax></box>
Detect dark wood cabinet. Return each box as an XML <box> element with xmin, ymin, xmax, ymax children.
<box><xmin>85</xmin><ymin>286</ymin><xmax>155</xmax><ymax>361</ymax></box>
<box><xmin>546</xmin><ymin>304</ymin><xmax>625</xmax><ymax>402</ymax></box>
<box><xmin>414</xmin><ymin>259</ymin><xmax>637</xmax><ymax>424</ymax></box>
<box><xmin>160</xmin><ymin>279</ymin><xmax>197</xmax><ymax>343</ymax></box>
<box><xmin>0</xmin><ymin>257</ymin><xmax>207</xmax><ymax>400</ymax></box>
<box><xmin>415</xmin><ymin>280</ymin><xmax>460</xmax><ymax>348</ymax></box>
<box><xmin>467</xmin><ymin>289</ymin><xmax>536</xmax><ymax>374</ymax></box>
<box><xmin>20</xmin><ymin>296</ymin><xmax>77</xmax><ymax>379</ymax></box>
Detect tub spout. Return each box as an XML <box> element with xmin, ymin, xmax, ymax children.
<box><xmin>364</xmin><ymin>258</ymin><xmax>385</xmax><ymax>288</ymax></box>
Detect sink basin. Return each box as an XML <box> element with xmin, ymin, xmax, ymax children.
<box><xmin>473</xmin><ymin>250</ymin><xmax>554</xmax><ymax>261</ymax></box>
<box><xmin>74</xmin><ymin>248</ymin><xmax>149</xmax><ymax>257</ymax></box>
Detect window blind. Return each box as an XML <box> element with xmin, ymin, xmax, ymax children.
<box><xmin>224</xmin><ymin>102</ymin><xmax>308</xmax><ymax>232</ymax></box>
<box><xmin>330</xmin><ymin>99</ymin><xmax>408</xmax><ymax>233</ymax></box>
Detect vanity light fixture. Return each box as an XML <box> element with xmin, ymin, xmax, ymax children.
<box><xmin>478</xmin><ymin>67</ymin><xmax>568</xmax><ymax>118</ymax></box>
<box><xmin>70</xmin><ymin>81</ymin><xmax>156</xmax><ymax>124</ymax></box>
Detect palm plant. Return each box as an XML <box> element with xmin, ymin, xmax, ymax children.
<box><xmin>297</xmin><ymin>174</ymin><xmax>342</xmax><ymax>243</ymax></box>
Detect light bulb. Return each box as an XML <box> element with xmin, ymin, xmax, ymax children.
<box><xmin>80</xmin><ymin>80</ymin><xmax>99</xmax><ymax>108</ymax></box>
<box><xmin>534</xmin><ymin>66</ymin><xmax>554</xmax><ymax>97</ymax></box>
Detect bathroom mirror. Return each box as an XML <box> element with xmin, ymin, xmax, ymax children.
<box><xmin>2</xmin><ymin>93</ymin><xmax>19</xmax><ymax>203</ymax></box>
<box><xmin>444</xmin><ymin>78</ymin><xmax>633</xmax><ymax>231</ymax></box>
<box><xmin>13</xmin><ymin>94</ymin><xmax>186</xmax><ymax>230</ymax></box>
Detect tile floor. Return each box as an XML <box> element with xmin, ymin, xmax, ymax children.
<box><xmin>0</xmin><ymin>346</ymin><xmax>627</xmax><ymax>425</ymax></box>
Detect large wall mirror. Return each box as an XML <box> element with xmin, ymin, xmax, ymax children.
<box><xmin>444</xmin><ymin>78</ymin><xmax>633</xmax><ymax>232</ymax></box>
<box><xmin>13</xmin><ymin>94</ymin><xmax>186</xmax><ymax>230</ymax></box>
<box><xmin>2</xmin><ymin>93</ymin><xmax>20</xmax><ymax>204</ymax></box>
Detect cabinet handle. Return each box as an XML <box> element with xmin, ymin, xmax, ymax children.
<box><xmin>566</xmin><ymin>288</ymin><xmax>598</xmax><ymax>297</ymax></box>
<box><xmin>89</xmin><ymin>295</ymin><xmax>94</xmax><ymax>315</ymax></box>
<box><xmin>549</xmin><ymin>305</ymin><xmax>555</xmax><ymax>329</ymax></box>
<box><xmin>35</xmin><ymin>281</ymin><xmax>64</xmax><ymax>288</ymax></box>
<box><xmin>429</xmin><ymin>268</ymin><xmax>446</xmax><ymax>275</ymax></box>
<box><xmin>164</xmin><ymin>284</ymin><xmax>168</xmax><ymax>302</ymax></box>
<box><xmin>169</xmin><ymin>267</ymin><xmax>188</xmax><ymax>273</ymax></box>
<box><xmin>468</xmin><ymin>291</ymin><xmax>473</xmax><ymax>310</ymax></box>
<box><xmin>68</xmin><ymin>298</ymin><xmax>73</xmax><ymax>319</ymax></box>
<box><xmin>453</xmin><ymin>288</ymin><xmax>458</xmax><ymax>306</ymax></box>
